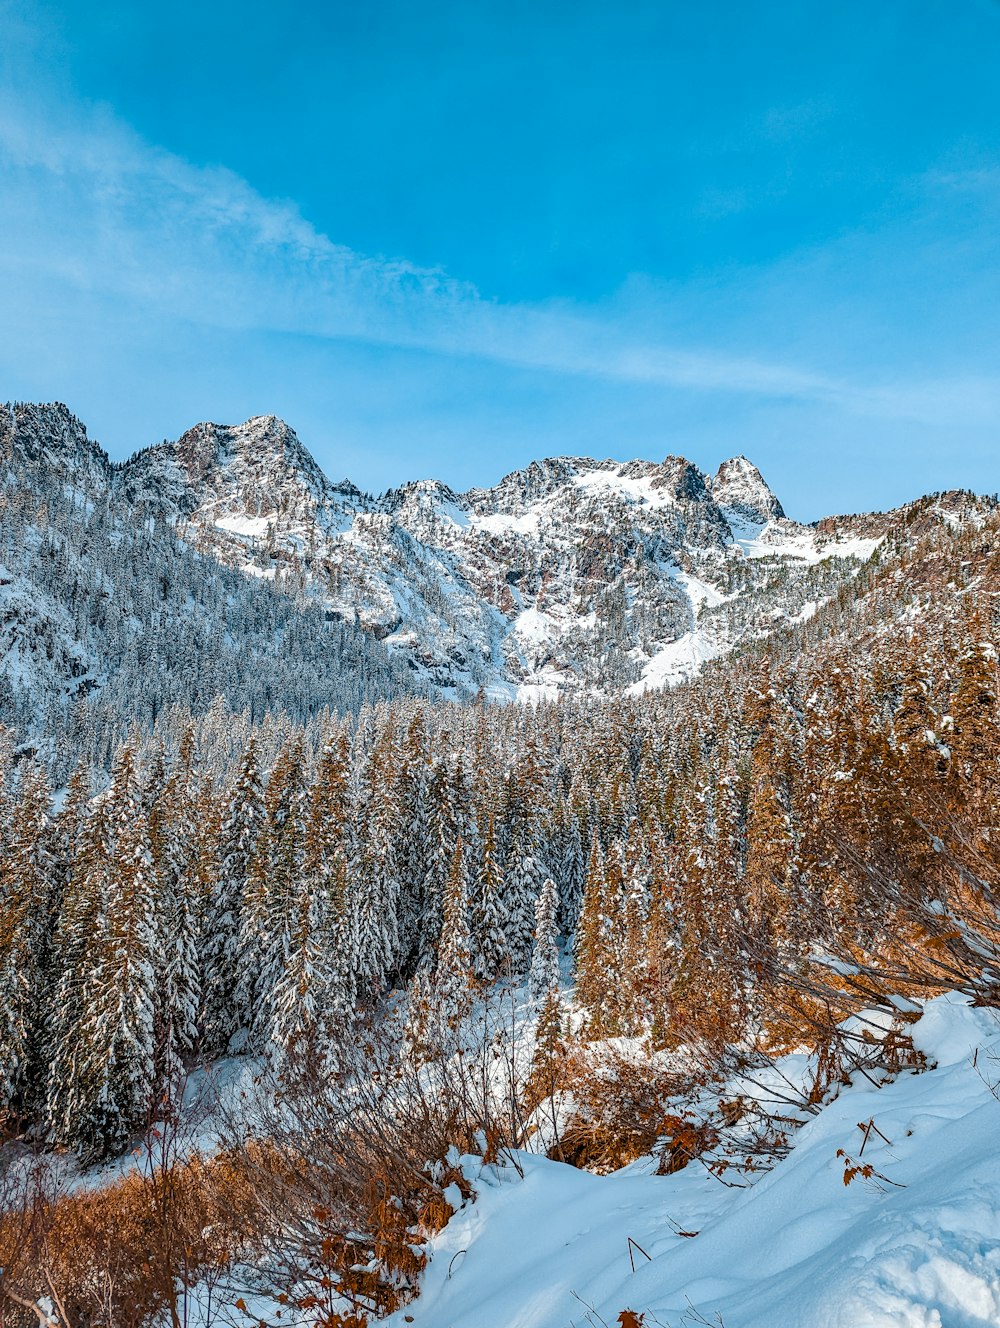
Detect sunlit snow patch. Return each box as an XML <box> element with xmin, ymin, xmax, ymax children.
<box><xmin>723</xmin><ymin>509</ymin><xmax>882</xmax><ymax>565</ymax></box>
<box><xmin>627</xmin><ymin>630</ymin><xmax>724</xmax><ymax>692</ymax></box>
<box><xmin>386</xmin><ymin>994</ymin><xmax>1000</xmax><ymax>1328</ymax></box>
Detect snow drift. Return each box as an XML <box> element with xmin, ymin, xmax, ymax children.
<box><xmin>388</xmin><ymin>994</ymin><xmax>1000</xmax><ymax>1328</ymax></box>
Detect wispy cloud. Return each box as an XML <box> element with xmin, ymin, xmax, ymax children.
<box><xmin>0</xmin><ymin>85</ymin><xmax>997</xmax><ymax>432</ymax></box>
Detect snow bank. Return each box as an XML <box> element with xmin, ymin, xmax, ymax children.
<box><xmin>386</xmin><ymin>994</ymin><xmax>1000</xmax><ymax>1328</ymax></box>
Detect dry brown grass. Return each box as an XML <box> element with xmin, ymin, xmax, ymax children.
<box><xmin>0</xmin><ymin>992</ymin><xmax>539</xmax><ymax>1328</ymax></box>
<box><xmin>0</xmin><ymin>1130</ymin><xmax>467</xmax><ymax>1328</ymax></box>
<box><xmin>0</xmin><ymin>1143</ymin><xmax>262</xmax><ymax>1328</ymax></box>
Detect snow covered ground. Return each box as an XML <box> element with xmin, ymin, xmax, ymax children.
<box><xmin>627</xmin><ymin>629</ymin><xmax>725</xmax><ymax>693</ymax></box>
<box><xmin>385</xmin><ymin>994</ymin><xmax>1000</xmax><ymax>1328</ymax></box>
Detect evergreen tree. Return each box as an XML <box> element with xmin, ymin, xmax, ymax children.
<box><xmin>76</xmin><ymin>745</ymin><xmax>158</xmax><ymax>1157</ymax></box>
<box><xmin>271</xmin><ymin>868</ymin><xmax>333</xmax><ymax>1060</ymax></box>
<box><xmin>473</xmin><ymin>814</ymin><xmax>510</xmax><ymax>983</ymax></box>
<box><xmin>353</xmin><ymin>724</ymin><xmax>401</xmax><ymax>996</ymax></box>
<box><xmin>505</xmin><ymin>828</ymin><xmax>545</xmax><ymax>973</ymax></box>
<box><xmin>304</xmin><ymin>729</ymin><xmax>355</xmax><ymax>1014</ymax></box>
<box><xmin>575</xmin><ymin>833</ymin><xmax>615</xmax><ymax>1033</ymax></box>
<box><xmin>527</xmin><ymin>986</ymin><xmax>564</xmax><ymax>1108</ymax></box>
<box><xmin>0</xmin><ymin>762</ymin><xmax>53</xmax><ymax>1120</ymax></box>
<box><xmin>397</xmin><ymin>713</ymin><xmax>434</xmax><ymax>978</ymax></box>
<box><xmin>46</xmin><ymin>767</ymin><xmax>106</xmax><ymax>1142</ymax></box>
<box><xmin>621</xmin><ymin>834</ymin><xmax>651</xmax><ymax>1029</ymax></box>
<box><xmin>557</xmin><ymin>813</ymin><xmax>586</xmax><ymax>936</ymax></box>
<box><xmin>149</xmin><ymin>729</ymin><xmax>202</xmax><ymax>1089</ymax></box>
<box><xmin>203</xmin><ymin>739</ymin><xmax>264</xmax><ymax>1054</ymax></box>
<box><xmin>434</xmin><ymin>837</ymin><xmax>473</xmax><ymax>1030</ymax></box>
<box><xmin>529</xmin><ymin>877</ymin><xmax>560</xmax><ymax>1001</ymax></box>
<box><xmin>257</xmin><ymin>737</ymin><xmax>310</xmax><ymax>1051</ymax></box>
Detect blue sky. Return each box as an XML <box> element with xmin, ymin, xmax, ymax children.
<box><xmin>1</xmin><ymin>0</ymin><xmax>999</xmax><ymax>517</ymax></box>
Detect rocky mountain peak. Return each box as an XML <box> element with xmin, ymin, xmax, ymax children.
<box><xmin>8</xmin><ymin>403</ymin><xmax>898</xmax><ymax>700</ymax></box>
<box><xmin>383</xmin><ymin>477</ymin><xmax>462</xmax><ymax>511</ymax></box>
<box><xmin>466</xmin><ymin>456</ymin><xmax>592</xmax><ymax>512</ymax></box>
<box><xmin>171</xmin><ymin>415</ymin><xmax>326</xmax><ymax>491</ymax></box>
<box><xmin>0</xmin><ymin>401</ymin><xmax>111</xmax><ymax>487</ymax></box>
<box><xmin>119</xmin><ymin>413</ymin><xmax>358</xmax><ymax>529</ymax></box>
<box><xmin>709</xmin><ymin>455</ymin><xmax>785</xmax><ymax>524</ymax></box>
<box><xmin>109</xmin><ymin>418</ymin><xmax>877</xmax><ymax>696</ymax></box>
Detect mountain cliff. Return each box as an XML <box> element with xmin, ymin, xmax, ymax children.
<box><xmin>0</xmin><ymin>402</ymin><xmax>419</xmax><ymax>772</ymax></box>
<box><xmin>2</xmin><ymin>401</ymin><xmax>984</xmax><ymax>721</ymax></box>
<box><xmin>116</xmin><ymin>414</ymin><xmax>887</xmax><ymax>697</ymax></box>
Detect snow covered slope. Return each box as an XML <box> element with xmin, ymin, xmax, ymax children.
<box><xmin>0</xmin><ymin>403</ymin><xmax>419</xmax><ymax>772</ymax></box>
<box><xmin>119</xmin><ymin>415</ymin><xmax>890</xmax><ymax>698</ymax></box>
<box><xmin>388</xmin><ymin>995</ymin><xmax>1000</xmax><ymax>1328</ymax></box>
<box><xmin>7</xmin><ymin>402</ymin><xmax>980</xmax><ymax>703</ymax></box>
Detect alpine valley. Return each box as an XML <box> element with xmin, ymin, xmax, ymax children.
<box><xmin>2</xmin><ymin>398</ymin><xmax>1000</xmax><ymax>1328</ymax></box>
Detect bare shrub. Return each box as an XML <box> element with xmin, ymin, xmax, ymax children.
<box><xmin>556</xmin><ymin>1042</ymin><xmax>697</xmax><ymax>1173</ymax></box>
<box><xmin>0</xmin><ymin>1099</ymin><xmax>259</xmax><ymax>1328</ymax></box>
<box><xmin>215</xmin><ymin>987</ymin><xmax>538</xmax><ymax>1323</ymax></box>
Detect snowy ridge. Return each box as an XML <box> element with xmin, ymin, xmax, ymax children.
<box><xmin>116</xmin><ymin>416</ymin><xmax>895</xmax><ymax>698</ymax></box>
<box><xmin>1</xmin><ymin>400</ymin><xmax>112</xmax><ymax>490</ymax></box>
<box><xmin>4</xmin><ymin>403</ymin><xmax>980</xmax><ymax>702</ymax></box>
<box><xmin>0</xmin><ymin>403</ymin><xmax>419</xmax><ymax>772</ymax></box>
<box><xmin>387</xmin><ymin>995</ymin><xmax>1000</xmax><ymax>1328</ymax></box>
<box><xmin>708</xmin><ymin>454</ymin><xmax>786</xmax><ymax>524</ymax></box>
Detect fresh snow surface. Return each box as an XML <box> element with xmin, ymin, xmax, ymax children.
<box><xmin>672</xmin><ymin>569</ymin><xmax>728</xmax><ymax>611</ymax></box>
<box><xmin>627</xmin><ymin>630</ymin><xmax>724</xmax><ymax>692</ymax></box>
<box><xmin>515</xmin><ymin>676</ymin><xmax>567</xmax><ymax>704</ymax></box>
<box><xmin>213</xmin><ymin>512</ymin><xmax>276</xmax><ymax>538</ymax></box>
<box><xmin>514</xmin><ymin>605</ymin><xmax>564</xmax><ymax>646</ymax></box>
<box><xmin>724</xmin><ymin>511</ymin><xmax>882</xmax><ymax>567</ymax></box>
<box><xmin>572</xmin><ymin>469</ymin><xmax>676</xmax><ymax>508</ymax></box>
<box><xmin>470</xmin><ymin>510</ymin><xmax>544</xmax><ymax>536</ymax></box>
<box><xmin>386</xmin><ymin>994</ymin><xmax>1000</xmax><ymax>1328</ymax></box>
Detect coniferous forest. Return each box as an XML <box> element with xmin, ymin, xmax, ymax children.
<box><xmin>5</xmin><ymin>3</ymin><xmax>1000</xmax><ymax>1321</ymax></box>
<box><xmin>1</xmin><ymin>402</ymin><xmax>998</xmax><ymax>1326</ymax></box>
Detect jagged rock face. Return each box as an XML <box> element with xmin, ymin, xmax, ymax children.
<box><xmin>121</xmin><ymin>415</ymin><xmax>366</xmax><ymax>529</ymax></box>
<box><xmin>0</xmin><ymin>404</ymin><xmax>418</xmax><ymax>770</ymax></box>
<box><xmin>112</xmin><ymin>416</ymin><xmax>886</xmax><ymax>698</ymax></box>
<box><xmin>4</xmin><ymin>403</ymin><xmax>895</xmax><ymax>700</ymax></box>
<box><xmin>0</xmin><ymin>402</ymin><xmax>112</xmax><ymax>488</ymax></box>
<box><xmin>709</xmin><ymin>455</ymin><xmax>786</xmax><ymax>524</ymax></box>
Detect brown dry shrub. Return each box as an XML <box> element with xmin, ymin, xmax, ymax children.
<box><xmin>554</xmin><ymin>1042</ymin><xmax>696</xmax><ymax>1173</ymax></box>
<box><xmin>204</xmin><ymin>1014</ymin><xmax>521</xmax><ymax>1326</ymax></box>
<box><xmin>654</xmin><ymin>1112</ymin><xmax>720</xmax><ymax>1176</ymax></box>
<box><xmin>0</xmin><ymin>1144</ymin><xmax>264</xmax><ymax>1328</ymax></box>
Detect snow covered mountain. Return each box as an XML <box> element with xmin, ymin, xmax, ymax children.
<box><xmin>116</xmin><ymin>412</ymin><xmax>887</xmax><ymax>698</ymax></box>
<box><xmin>7</xmin><ymin>401</ymin><xmax>987</xmax><ymax>713</ymax></box>
<box><xmin>0</xmin><ymin>403</ymin><xmax>419</xmax><ymax>774</ymax></box>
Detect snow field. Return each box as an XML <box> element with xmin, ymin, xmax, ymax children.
<box><xmin>387</xmin><ymin>995</ymin><xmax>1000</xmax><ymax>1328</ymax></box>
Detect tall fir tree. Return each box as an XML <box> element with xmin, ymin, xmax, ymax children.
<box><xmin>260</xmin><ymin>737</ymin><xmax>310</xmax><ymax>1051</ymax></box>
<box><xmin>472</xmin><ymin>814</ymin><xmax>510</xmax><ymax>982</ymax></box>
<box><xmin>204</xmin><ymin>739</ymin><xmax>264</xmax><ymax>1054</ymax></box>
<box><xmin>304</xmin><ymin>729</ymin><xmax>355</xmax><ymax>1014</ymax></box>
<box><xmin>353</xmin><ymin>724</ymin><xmax>402</xmax><ymax>998</ymax></box>
<box><xmin>575</xmin><ymin>832</ymin><xmax>615</xmax><ymax>1033</ymax></box>
<box><xmin>505</xmin><ymin>828</ymin><xmax>546</xmax><ymax>973</ymax></box>
<box><xmin>434</xmin><ymin>837</ymin><xmax>474</xmax><ymax>1034</ymax></box>
<box><xmin>46</xmin><ymin>766</ymin><xmax>106</xmax><ymax>1143</ymax></box>
<box><xmin>557</xmin><ymin>813</ymin><xmax>586</xmax><ymax>937</ymax></box>
<box><xmin>529</xmin><ymin>877</ymin><xmax>560</xmax><ymax>1001</ymax></box>
<box><xmin>149</xmin><ymin>729</ymin><xmax>202</xmax><ymax>1091</ymax></box>
<box><xmin>76</xmin><ymin>745</ymin><xmax>159</xmax><ymax>1157</ymax></box>
<box><xmin>0</xmin><ymin>762</ymin><xmax>53</xmax><ymax>1121</ymax></box>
